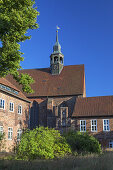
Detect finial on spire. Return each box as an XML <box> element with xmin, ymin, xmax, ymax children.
<box><xmin>56</xmin><ymin>26</ymin><xmax>60</xmax><ymax>42</ymax></box>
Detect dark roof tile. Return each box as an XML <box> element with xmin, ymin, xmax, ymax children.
<box><xmin>73</xmin><ymin>96</ymin><xmax>113</xmax><ymax>117</ymax></box>
<box><xmin>6</xmin><ymin>65</ymin><xmax>85</xmax><ymax>97</ymax></box>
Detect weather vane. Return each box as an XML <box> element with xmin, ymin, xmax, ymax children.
<box><xmin>56</xmin><ymin>26</ymin><xmax>60</xmax><ymax>32</ymax></box>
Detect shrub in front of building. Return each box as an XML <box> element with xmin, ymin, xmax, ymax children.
<box><xmin>63</xmin><ymin>131</ymin><xmax>102</xmax><ymax>154</ymax></box>
<box><xmin>0</xmin><ymin>133</ymin><xmax>5</xmax><ymax>151</ymax></box>
<box><xmin>16</xmin><ymin>127</ymin><xmax>72</xmax><ymax>160</ymax></box>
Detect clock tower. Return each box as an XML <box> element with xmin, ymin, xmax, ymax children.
<box><xmin>50</xmin><ymin>30</ymin><xmax>64</xmax><ymax>75</ymax></box>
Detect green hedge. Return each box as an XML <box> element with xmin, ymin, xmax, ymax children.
<box><xmin>16</xmin><ymin>127</ymin><xmax>72</xmax><ymax>160</ymax></box>
<box><xmin>16</xmin><ymin>128</ymin><xmax>102</xmax><ymax>160</ymax></box>
<box><xmin>63</xmin><ymin>131</ymin><xmax>102</xmax><ymax>154</ymax></box>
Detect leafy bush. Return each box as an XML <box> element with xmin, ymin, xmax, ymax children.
<box><xmin>0</xmin><ymin>133</ymin><xmax>5</xmax><ymax>151</ymax></box>
<box><xmin>63</xmin><ymin>131</ymin><xmax>102</xmax><ymax>154</ymax></box>
<box><xmin>16</xmin><ymin>127</ymin><xmax>72</xmax><ymax>160</ymax></box>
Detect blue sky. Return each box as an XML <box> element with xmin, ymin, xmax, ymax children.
<box><xmin>20</xmin><ymin>0</ymin><xmax>113</xmax><ymax>97</ymax></box>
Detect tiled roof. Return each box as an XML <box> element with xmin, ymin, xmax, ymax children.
<box><xmin>0</xmin><ymin>78</ymin><xmax>29</xmax><ymax>102</ymax></box>
<box><xmin>6</xmin><ymin>65</ymin><xmax>85</xmax><ymax>97</ymax></box>
<box><xmin>73</xmin><ymin>96</ymin><xmax>113</xmax><ymax>117</ymax></box>
<box><xmin>0</xmin><ymin>78</ymin><xmax>19</xmax><ymax>91</ymax></box>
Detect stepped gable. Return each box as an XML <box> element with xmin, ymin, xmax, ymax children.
<box><xmin>6</xmin><ymin>64</ymin><xmax>85</xmax><ymax>97</ymax></box>
<box><xmin>0</xmin><ymin>77</ymin><xmax>29</xmax><ymax>102</ymax></box>
<box><xmin>73</xmin><ymin>95</ymin><xmax>113</xmax><ymax>117</ymax></box>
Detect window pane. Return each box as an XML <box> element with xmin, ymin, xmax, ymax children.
<box><xmin>104</xmin><ymin>120</ymin><xmax>106</xmax><ymax>125</ymax></box>
<box><xmin>104</xmin><ymin>126</ymin><xmax>106</xmax><ymax>131</ymax></box>
<box><xmin>107</xmin><ymin>126</ymin><xmax>109</xmax><ymax>131</ymax></box>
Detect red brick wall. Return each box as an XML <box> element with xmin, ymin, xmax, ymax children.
<box><xmin>0</xmin><ymin>91</ymin><xmax>30</xmax><ymax>152</ymax></box>
<box><xmin>71</xmin><ymin>117</ymin><xmax>113</xmax><ymax>148</ymax></box>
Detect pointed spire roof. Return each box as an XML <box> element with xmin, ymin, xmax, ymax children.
<box><xmin>53</xmin><ymin>30</ymin><xmax>61</xmax><ymax>54</ymax></box>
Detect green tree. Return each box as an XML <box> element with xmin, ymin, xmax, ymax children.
<box><xmin>63</xmin><ymin>131</ymin><xmax>102</xmax><ymax>154</ymax></box>
<box><xmin>16</xmin><ymin>127</ymin><xmax>72</xmax><ymax>160</ymax></box>
<box><xmin>0</xmin><ymin>0</ymin><xmax>39</xmax><ymax>93</ymax></box>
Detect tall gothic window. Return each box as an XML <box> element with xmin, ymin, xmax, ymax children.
<box><xmin>60</xmin><ymin>107</ymin><xmax>68</xmax><ymax>127</ymax></box>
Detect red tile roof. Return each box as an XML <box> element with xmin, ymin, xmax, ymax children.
<box><xmin>73</xmin><ymin>96</ymin><xmax>113</xmax><ymax>117</ymax></box>
<box><xmin>0</xmin><ymin>78</ymin><xmax>29</xmax><ymax>102</ymax></box>
<box><xmin>6</xmin><ymin>65</ymin><xmax>85</xmax><ymax>97</ymax></box>
<box><xmin>0</xmin><ymin>78</ymin><xmax>19</xmax><ymax>91</ymax></box>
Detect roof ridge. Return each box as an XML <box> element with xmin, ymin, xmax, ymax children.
<box><xmin>81</xmin><ymin>95</ymin><xmax>113</xmax><ymax>99</ymax></box>
<box><xmin>19</xmin><ymin>64</ymin><xmax>84</xmax><ymax>71</ymax></box>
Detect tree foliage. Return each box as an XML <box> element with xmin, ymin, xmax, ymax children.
<box><xmin>16</xmin><ymin>127</ymin><xmax>72</xmax><ymax>160</ymax></box>
<box><xmin>0</xmin><ymin>132</ymin><xmax>5</xmax><ymax>151</ymax></box>
<box><xmin>63</xmin><ymin>131</ymin><xmax>102</xmax><ymax>154</ymax></box>
<box><xmin>0</xmin><ymin>0</ymin><xmax>39</xmax><ymax>93</ymax></box>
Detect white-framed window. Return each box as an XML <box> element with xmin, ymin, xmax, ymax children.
<box><xmin>103</xmin><ymin>119</ymin><xmax>110</xmax><ymax>131</ymax></box>
<box><xmin>17</xmin><ymin>129</ymin><xmax>22</xmax><ymax>141</ymax></box>
<box><xmin>109</xmin><ymin>140</ymin><xmax>113</xmax><ymax>148</ymax></box>
<box><xmin>8</xmin><ymin>127</ymin><xmax>13</xmax><ymax>140</ymax></box>
<box><xmin>80</xmin><ymin>120</ymin><xmax>86</xmax><ymax>132</ymax></box>
<box><xmin>18</xmin><ymin>105</ymin><xmax>22</xmax><ymax>114</ymax></box>
<box><xmin>0</xmin><ymin>99</ymin><xmax>5</xmax><ymax>109</ymax></box>
<box><xmin>9</xmin><ymin>102</ymin><xmax>14</xmax><ymax>112</ymax></box>
<box><xmin>0</xmin><ymin>126</ymin><xmax>3</xmax><ymax>135</ymax></box>
<box><xmin>91</xmin><ymin>120</ymin><xmax>97</xmax><ymax>132</ymax></box>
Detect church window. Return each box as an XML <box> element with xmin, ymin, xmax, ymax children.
<box><xmin>60</xmin><ymin>107</ymin><xmax>68</xmax><ymax>127</ymax></box>
<box><xmin>80</xmin><ymin>120</ymin><xmax>86</xmax><ymax>132</ymax></box>
<box><xmin>62</xmin><ymin>111</ymin><xmax>66</xmax><ymax>126</ymax></box>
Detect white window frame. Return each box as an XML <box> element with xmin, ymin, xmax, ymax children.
<box><xmin>103</xmin><ymin>119</ymin><xmax>110</xmax><ymax>131</ymax></box>
<box><xmin>17</xmin><ymin>129</ymin><xmax>22</xmax><ymax>141</ymax></box>
<box><xmin>80</xmin><ymin>120</ymin><xmax>86</xmax><ymax>132</ymax></box>
<box><xmin>8</xmin><ymin>127</ymin><xmax>13</xmax><ymax>140</ymax></box>
<box><xmin>0</xmin><ymin>99</ymin><xmax>5</xmax><ymax>110</ymax></box>
<box><xmin>9</xmin><ymin>102</ymin><xmax>14</xmax><ymax>112</ymax></box>
<box><xmin>109</xmin><ymin>140</ymin><xmax>113</xmax><ymax>148</ymax></box>
<box><xmin>91</xmin><ymin>120</ymin><xmax>97</xmax><ymax>132</ymax></box>
<box><xmin>18</xmin><ymin>105</ymin><xmax>22</xmax><ymax>114</ymax></box>
<box><xmin>0</xmin><ymin>126</ymin><xmax>3</xmax><ymax>135</ymax></box>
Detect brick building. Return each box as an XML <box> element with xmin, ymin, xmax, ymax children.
<box><xmin>0</xmin><ymin>78</ymin><xmax>30</xmax><ymax>152</ymax></box>
<box><xmin>6</xmin><ymin>31</ymin><xmax>113</xmax><ymax>149</ymax></box>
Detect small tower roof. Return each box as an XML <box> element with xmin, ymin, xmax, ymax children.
<box><xmin>53</xmin><ymin>30</ymin><xmax>61</xmax><ymax>54</ymax></box>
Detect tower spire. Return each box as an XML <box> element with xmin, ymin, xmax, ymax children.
<box><xmin>53</xmin><ymin>28</ymin><xmax>61</xmax><ymax>53</ymax></box>
<box><xmin>56</xmin><ymin>30</ymin><xmax>58</xmax><ymax>42</ymax></box>
<box><xmin>50</xmin><ymin>27</ymin><xmax>64</xmax><ymax>75</ymax></box>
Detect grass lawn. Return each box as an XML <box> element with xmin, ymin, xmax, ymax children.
<box><xmin>0</xmin><ymin>152</ymin><xmax>113</xmax><ymax>170</ymax></box>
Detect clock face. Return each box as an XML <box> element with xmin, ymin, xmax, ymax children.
<box><xmin>53</xmin><ymin>64</ymin><xmax>58</xmax><ymax>70</ymax></box>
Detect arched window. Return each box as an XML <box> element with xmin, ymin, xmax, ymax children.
<box><xmin>54</xmin><ymin>56</ymin><xmax>58</xmax><ymax>63</ymax></box>
<box><xmin>60</xmin><ymin>57</ymin><xmax>63</xmax><ymax>64</ymax></box>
